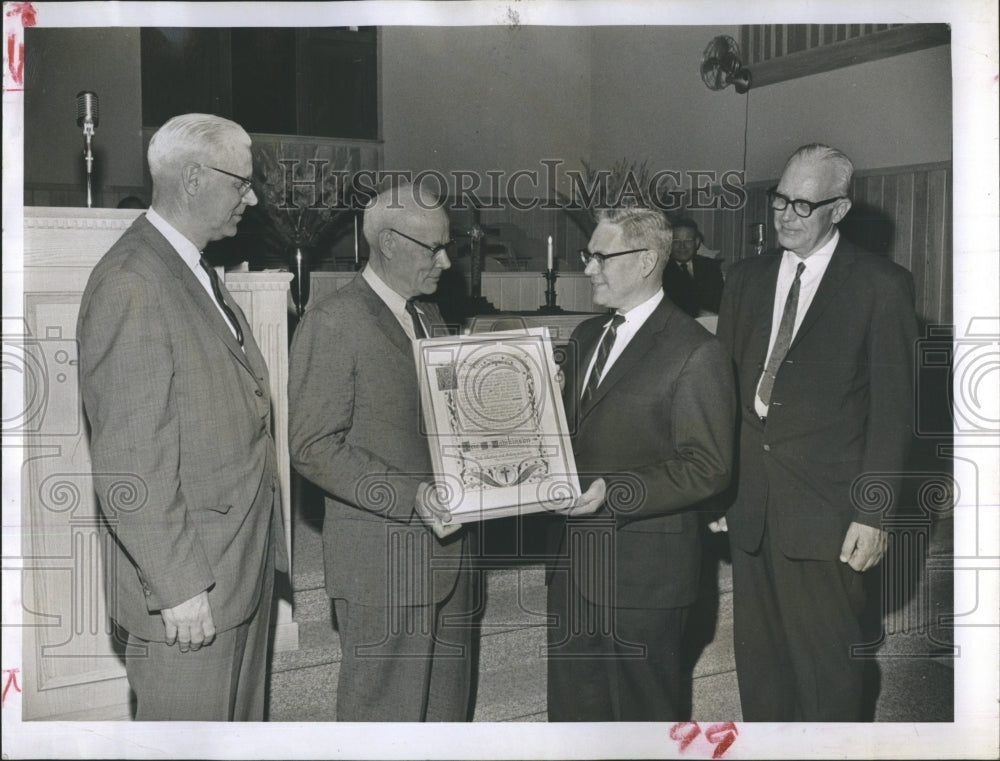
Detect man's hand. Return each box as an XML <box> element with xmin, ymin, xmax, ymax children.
<box><xmin>416</xmin><ymin>481</ymin><xmax>462</xmax><ymax>539</ymax></box>
<box><xmin>562</xmin><ymin>478</ymin><xmax>606</xmax><ymax>517</ymax></box>
<box><xmin>161</xmin><ymin>590</ymin><xmax>215</xmax><ymax>652</ymax></box>
<box><xmin>839</xmin><ymin>521</ymin><xmax>888</xmax><ymax>572</ymax></box>
<box><xmin>707</xmin><ymin>516</ymin><xmax>728</xmax><ymax>533</ymax></box>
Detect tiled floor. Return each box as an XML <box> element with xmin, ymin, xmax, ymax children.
<box><xmin>269</xmin><ymin>510</ymin><xmax>954</xmax><ymax>723</ymax></box>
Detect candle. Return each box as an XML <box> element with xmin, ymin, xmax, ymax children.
<box><xmin>547</xmin><ymin>235</ymin><xmax>553</xmax><ymax>271</ymax></box>
<box><xmin>354</xmin><ymin>215</ymin><xmax>359</xmax><ymax>263</ymax></box>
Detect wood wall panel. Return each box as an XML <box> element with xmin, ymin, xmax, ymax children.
<box><xmin>715</xmin><ymin>162</ymin><xmax>952</xmax><ymax>326</ymax></box>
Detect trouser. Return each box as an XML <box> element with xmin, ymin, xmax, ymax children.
<box><xmin>333</xmin><ymin>568</ymin><xmax>474</xmax><ymax>722</ymax></box>
<box><xmin>547</xmin><ymin>565</ymin><xmax>690</xmax><ymax>722</ymax></box>
<box><xmin>730</xmin><ymin>512</ymin><xmax>871</xmax><ymax>721</ymax></box>
<box><xmin>125</xmin><ymin>559</ymin><xmax>275</xmax><ymax>721</ymax></box>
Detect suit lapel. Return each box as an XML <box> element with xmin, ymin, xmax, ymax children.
<box><xmin>580</xmin><ymin>300</ymin><xmax>672</xmax><ymax>416</ymax></box>
<box><xmin>352</xmin><ymin>275</ymin><xmax>415</xmax><ymax>358</ymax></box>
<box><xmin>138</xmin><ymin>217</ymin><xmax>254</xmax><ymax>376</ymax></box>
<box><xmin>789</xmin><ymin>240</ymin><xmax>854</xmax><ymax>351</ymax></box>
<box><xmin>744</xmin><ymin>253</ymin><xmax>781</xmax><ymax>368</ymax></box>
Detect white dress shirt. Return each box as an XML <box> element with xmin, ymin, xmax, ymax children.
<box><xmin>581</xmin><ymin>288</ymin><xmax>664</xmax><ymax>395</ymax></box>
<box><xmin>754</xmin><ymin>230</ymin><xmax>839</xmax><ymax>417</ymax></box>
<box><xmin>146</xmin><ymin>209</ymin><xmax>240</xmax><ymax>342</ymax></box>
<box><xmin>362</xmin><ymin>265</ymin><xmax>427</xmax><ymax>341</ymax></box>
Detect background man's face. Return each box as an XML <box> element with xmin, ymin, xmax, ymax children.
<box><xmin>670</xmin><ymin>228</ymin><xmax>699</xmax><ymax>263</ymax></box>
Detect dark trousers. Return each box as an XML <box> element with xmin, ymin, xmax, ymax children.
<box><xmin>125</xmin><ymin>560</ymin><xmax>275</xmax><ymax>721</ymax></box>
<box><xmin>333</xmin><ymin>568</ymin><xmax>474</xmax><ymax>722</ymax></box>
<box><xmin>546</xmin><ymin>566</ymin><xmax>689</xmax><ymax>722</ymax></box>
<box><xmin>730</xmin><ymin>512</ymin><xmax>870</xmax><ymax>721</ymax></box>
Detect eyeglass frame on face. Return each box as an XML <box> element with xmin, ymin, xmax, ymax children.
<box><xmin>202</xmin><ymin>165</ymin><xmax>254</xmax><ymax>196</ymax></box>
<box><xmin>766</xmin><ymin>186</ymin><xmax>848</xmax><ymax>219</ymax></box>
<box><xmin>579</xmin><ymin>248</ymin><xmax>647</xmax><ymax>267</ymax></box>
<box><xmin>388</xmin><ymin>227</ymin><xmax>454</xmax><ymax>258</ymax></box>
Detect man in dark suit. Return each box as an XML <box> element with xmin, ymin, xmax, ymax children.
<box><xmin>661</xmin><ymin>217</ymin><xmax>724</xmax><ymax>317</ymax></box>
<box><xmin>546</xmin><ymin>206</ymin><xmax>736</xmax><ymax>721</ymax></box>
<box><xmin>714</xmin><ymin>144</ymin><xmax>919</xmax><ymax>721</ymax></box>
<box><xmin>78</xmin><ymin>114</ymin><xmax>287</xmax><ymax>720</ymax></box>
<box><xmin>288</xmin><ymin>183</ymin><xmax>474</xmax><ymax>721</ymax></box>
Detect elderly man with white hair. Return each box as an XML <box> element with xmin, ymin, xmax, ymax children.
<box><xmin>79</xmin><ymin>113</ymin><xmax>286</xmax><ymax>720</ymax></box>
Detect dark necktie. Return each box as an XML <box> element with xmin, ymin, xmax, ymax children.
<box><xmin>581</xmin><ymin>314</ymin><xmax>625</xmax><ymax>404</ymax></box>
<box><xmin>756</xmin><ymin>261</ymin><xmax>805</xmax><ymax>407</ymax></box>
<box><xmin>405</xmin><ymin>299</ymin><xmax>427</xmax><ymax>340</ymax></box>
<box><xmin>199</xmin><ymin>256</ymin><xmax>243</xmax><ymax>347</ymax></box>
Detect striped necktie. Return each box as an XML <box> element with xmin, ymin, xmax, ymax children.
<box><xmin>199</xmin><ymin>256</ymin><xmax>243</xmax><ymax>346</ymax></box>
<box><xmin>581</xmin><ymin>314</ymin><xmax>625</xmax><ymax>404</ymax></box>
<box><xmin>756</xmin><ymin>261</ymin><xmax>805</xmax><ymax>408</ymax></box>
<box><xmin>405</xmin><ymin>299</ymin><xmax>427</xmax><ymax>340</ymax></box>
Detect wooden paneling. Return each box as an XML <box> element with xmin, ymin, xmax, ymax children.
<box><xmin>739</xmin><ymin>24</ymin><xmax>949</xmax><ymax>89</ymax></box>
<box><xmin>715</xmin><ymin>162</ymin><xmax>952</xmax><ymax>326</ymax></box>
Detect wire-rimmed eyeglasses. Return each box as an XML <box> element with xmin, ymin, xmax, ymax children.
<box><xmin>579</xmin><ymin>248</ymin><xmax>646</xmax><ymax>267</ymax></box>
<box><xmin>203</xmin><ymin>165</ymin><xmax>254</xmax><ymax>196</ymax></box>
<box><xmin>766</xmin><ymin>186</ymin><xmax>847</xmax><ymax>219</ymax></box>
<box><xmin>389</xmin><ymin>228</ymin><xmax>454</xmax><ymax>258</ymax></box>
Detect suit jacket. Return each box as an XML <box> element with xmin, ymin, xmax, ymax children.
<box><xmin>288</xmin><ymin>275</ymin><xmax>466</xmax><ymax>607</ymax></box>
<box><xmin>716</xmin><ymin>239</ymin><xmax>918</xmax><ymax>559</ymax></box>
<box><xmin>662</xmin><ymin>255</ymin><xmax>724</xmax><ymax>317</ymax></box>
<box><xmin>78</xmin><ymin>215</ymin><xmax>287</xmax><ymax>642</ymax></box>
<box><xmin>551</xmin><ymin>296</ymin><xmax>735</xmax><ymax>609</ymax></box>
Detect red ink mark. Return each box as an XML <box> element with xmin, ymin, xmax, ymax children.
<box><xmin>705</xmin><ymin>722</ymin><xmax>739</xmax><ymax>759</ymax></box>
<box><xmin>670</xmin><ymin>721</ymin><xmax>702</xmax><ymax>752</ymax></box>
<box><xmin>4</xmin><ymin>2</ymin><xmax>36</xmax><ymax>91</ymax></box>
<box><xmin>2</xmin><ymin>668</ymin><xmax>21</xmax><ymax>707</ymax></box>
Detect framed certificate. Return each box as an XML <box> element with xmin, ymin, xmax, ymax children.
<box><xmin>414</xmin><ymin>328</ymin><xmax>580</xmax><ymax>522</ymax></box>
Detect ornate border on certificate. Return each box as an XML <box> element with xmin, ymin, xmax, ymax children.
<box><xmin>414</xmin><ymin>328</ymin><xmax>580</xmax><ymax>522</ymax></box>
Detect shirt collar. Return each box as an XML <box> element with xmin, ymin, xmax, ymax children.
<box><xmin>146</xmin><ymin>208</ymin><xmax>202</xmax><ymax>270</ymax></box>
<box><xmin>785</xmin><ymin>228</ymin><xmax>839</xmax><ymax>268</ymax></box>
<box><xmin>616</xmin><ymin>288</ymin><xmax>664</xmax><ymax>327</ymax></box>
<box><xmin>362</xmin><ymin>265</ymin><xmax>411</xmax><ymax>314</ymax></box>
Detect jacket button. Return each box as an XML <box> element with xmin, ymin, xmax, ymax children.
<box><xmin>763</xmin><ymin>444</ymin><xmax>771</xmax><ymax>452</ymax></box>
<box><xmin>255</xmin><ymin>389</ymin><xmax>264</xmax><ymax>397</ymax></box>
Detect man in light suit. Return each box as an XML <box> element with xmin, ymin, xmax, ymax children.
<box><xmin>662</xmin><ymin>217</ymin><xmax>724</xmax><ymax>317</ymax></box>
<box><xmin>78</xmin><ymin>113</ymin><xmax>287</xmax><ymax>720</ymax></box>
<box><xmin>714</xmin><ymin>144</ymin><xmax>919</xmax><ymax>721</ymax></box>
<box><xmin>288</xmin><ymin>183</ymin><xmax>474</xmax><ymax>721</ymax></box>
<box><xmin>546</xmin><ymin>206</ymin><xmax>736</xmax><ymax>721</ymax></box>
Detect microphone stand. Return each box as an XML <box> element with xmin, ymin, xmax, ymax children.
<box><xmin>83</xmin><ymin>127</ymin><xmax>95</xmax><ymax>208</ymax></box>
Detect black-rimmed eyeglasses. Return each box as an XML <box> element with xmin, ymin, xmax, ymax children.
<box><xmin>390</xmin><ymin>228</ymin><xmax>454</xmax><ymax>258</ymax></box>
<box><xmin>766</xmin><ymin>186</ymin><xmax>847</xmax><ymax>219</ymax></box>
<box><xmin>579</xmin><ymin>248</ymin><xmax>646</xmax><ymax>267</ymax></box>
<box><xmin>204</xmin><ymin>165</ymin><xmax>254</xmax><ymax>196</ymax></box>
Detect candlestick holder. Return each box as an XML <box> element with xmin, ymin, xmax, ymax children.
<box><xmin>538</xmin><ymin>268</ymin><xmax>564</xmax><ymax>314</ymax></box>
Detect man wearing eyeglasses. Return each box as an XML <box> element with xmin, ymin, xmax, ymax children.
<box><xmin>714</xmin><ymin>144</ymin><xmax>918</xmax><ymax>720</ymax></box>
<box><xmin>546</xmin><ymin>206</ymin><xmax>735</xmax><ymax>721</ymax></box>
<box><xmin>78</xmin><ymin>114</ymin><xmax>286</xmax><ymax>720</ymax></box>
<box><xmin>288</xmin><ymin>182</ymin><xmax>476</xmax><ymax>721</ymax></box>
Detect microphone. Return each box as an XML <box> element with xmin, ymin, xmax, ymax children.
<box><xmin>76</xmin><ymin>91</ymin><xmax>99</xmax><ymax>136</ymax></box>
